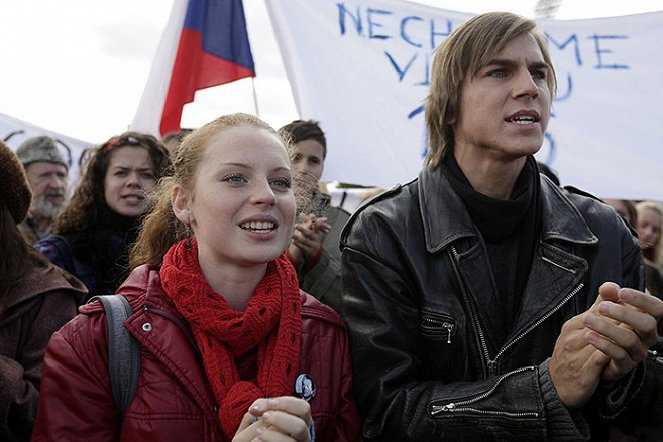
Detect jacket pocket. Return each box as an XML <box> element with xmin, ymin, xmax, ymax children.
<box><xmin>421</xmin><ymin>310</ymin><xmax>456</xmax><ymax>344</ymax></box>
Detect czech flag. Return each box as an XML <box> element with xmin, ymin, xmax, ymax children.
<box><xmin>131</xmin><ymin>0</ymin><xmax>255</xmax><ymax>136</ymax></box>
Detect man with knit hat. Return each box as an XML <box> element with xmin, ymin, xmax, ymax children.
<box><xmin>15</xmin><ymin>136</ymin><xmax>69</xmax><ymax>243</ymax></box>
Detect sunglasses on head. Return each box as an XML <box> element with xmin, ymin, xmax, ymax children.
<box><xmin>102</xmin><ymin>135</ymin><xmax>143</xmax><ymax>154</ymax></box>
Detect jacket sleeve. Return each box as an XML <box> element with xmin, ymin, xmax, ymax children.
<box><xmin>333</xmin><ymin>321</ymin><xmax>362</xmax><ymax>442</ymax></box>
<box><xmin>593</xmin><ymin>226</ymin><xmax>663</xmax><ymax>437</ymax></box>
<box><xmin>31</xmin><ymin>314</ymin><xmax>119</xmax><ymax>442</ymax></box>
<box><xmin>0</xmin><ymin>291</ymin><xmax>79</xmax><ymax>442</ymax></box>
<box><xmin>0</xmin><ymin>355</ymin><xmax>37</xmax><ymax>442</ymax></box>
<box><xmin>299</xmin><ymin>246</ymin><xmax>343</xmax><ymax>313</ymax></box>
<box><xmin>341</xmin><ymin>212</ymin><xmax>587</xmax><ymax>441</ymax></box>
<box><xmin>34</xmin><ymin>236</ymin><xmax>74</xmax><ymax>277</ymax></box>
<box><xmin>298</xmin><ymin>208</ymin><xmax>349</xmax><ymax>314</ymax></box>
<box><xmin>601</xmin><ymin>354</ymin><xmax>663</xmax><ymax>438</ymax></box>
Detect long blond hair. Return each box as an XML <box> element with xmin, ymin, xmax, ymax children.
<box><xmin>635</xmin><ymin>201</ymin><xmax>663</xmax><ymax>265</ymax></box>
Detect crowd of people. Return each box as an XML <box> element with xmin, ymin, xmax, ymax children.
<box><xmin>1</xmin><ymin>11</ymin><xmax>662</xmax><ymax>442</ymax></box>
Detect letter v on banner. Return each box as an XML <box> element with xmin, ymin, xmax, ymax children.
<box><xmin>131</xmin><ymin>0</ymin><xmax>255</xmax><ymax>137</ymax></box>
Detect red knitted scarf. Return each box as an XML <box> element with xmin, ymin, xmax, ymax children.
<box><xmin>160</xmin><ymin>238</ymin><xmax>302</xmax><ymax>440</ymax></box>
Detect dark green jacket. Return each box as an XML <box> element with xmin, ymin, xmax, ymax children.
<box><xmin>297</xmin><ymin>203</ymin><xmax>350</xmax><ymax>314</ymax></box>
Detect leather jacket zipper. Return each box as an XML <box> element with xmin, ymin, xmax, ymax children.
<box><xmin>422</xmin><ymin>314</ymin><xmax>455</xmax><ymax>344</ymax></box>
<box><xmin>491</xmin><ymin>283</ymin><xmax>584</xmax><ymax>364</ymax></box>
<box><xmin>430</xmin><ymin>366</ymin><xmax>539</xmax><ymax>417</ymax></box>
<box><xmin>449</xmin><ymin>246</ymin><xmax>492</xmax><ymax>376</ymax></box>
<box><xmin>443</xmin><ymin>321</ymin><xmax>454</xmax><ymax>344</ymax></box>
<box><xmin>449</xmin><ymin>246</ymin><xmax>584</xmax><ymax>376</ymax></box>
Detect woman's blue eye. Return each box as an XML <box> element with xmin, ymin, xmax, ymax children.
<box><xmin>271</xmin><ymin>178</ymin><xmax>291</xmax><ymax>190</ymax></box>
<box><xmin>223</xmin><ymin>174</ymin><xmax>246</xmax><ymax>184</ymax></box>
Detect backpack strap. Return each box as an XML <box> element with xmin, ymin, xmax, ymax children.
<box><xmin>89</xmin><ymin>294</ymin><xmax>140</xmax><ymax>418</ymax></box>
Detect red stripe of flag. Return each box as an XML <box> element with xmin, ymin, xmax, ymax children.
<box><xmin>160</xmin><ymin>0</ymin><xmax>255</xmax><ymax>135</ymax></box>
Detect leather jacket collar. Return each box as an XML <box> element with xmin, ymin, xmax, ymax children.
<box><xmin>418</xmin><ymin>163</ymin><xmax>598</xmax><ymax>254</ymax></box>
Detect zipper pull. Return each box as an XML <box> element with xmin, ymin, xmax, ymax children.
<box><xmin>488</xmin><ymin>359</ymin><xmax>498</xmax><ymax>376</ymax></box>
<box><xmin>430</xmin><ymin>403</ymin><xmax>455</xmax><ymax>415</ymax></box>
<box><xmin>442</xmin><ymin>322</ymin><xmax>453</xmax><ymax>344</ymax></box>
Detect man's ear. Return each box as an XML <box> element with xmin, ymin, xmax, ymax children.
<box><xmin>172</xmin><ymin>184</ymin><xmax>192</xmax><ymax>224</ymax></box>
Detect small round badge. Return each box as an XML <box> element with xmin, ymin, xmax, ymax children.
<box><xmin>294</xmin><ymin>373</ymin><xmax>316</xmax><ymax>402</ymax></box>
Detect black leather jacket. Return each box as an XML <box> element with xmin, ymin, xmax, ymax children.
<box><xmin>341</xmin><ymin>166</ymin><xmax>663</xmax><ymax>440</ymax></box>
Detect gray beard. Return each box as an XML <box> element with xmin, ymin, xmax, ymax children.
<box><xmin>32</xmin><ymin>197</ymin><xmax>65</xmax><ymax>221</ymax></box>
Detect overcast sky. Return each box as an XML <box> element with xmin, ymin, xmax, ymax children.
<box><xmin>0</xmin><ymin>0</ymin><xmax>661</xmax><ymax>143</ymax></box>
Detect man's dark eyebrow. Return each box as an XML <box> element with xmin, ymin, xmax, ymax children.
<box><xmin>529</xmin><ymin>61</ymin><xmax>550</xmax><ymax>70</ymax></box>
<box><xmin>486</xmin><ymin>58</ymin><xmax>550</xmax><ymax>70</ymax></box>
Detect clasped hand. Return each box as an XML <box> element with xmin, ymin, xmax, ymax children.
<box><xmin>233</xmin><ymin>396</ymin><xmax>312</xmax><ymax>442</ymax></box>
<box><xmin>549</xmin><ymin>282</ymin><xmax>663</xmax><ymax>408</ymax></box>
<box><xmin>288</xmin><ymin>213</ymin><xmax>331</xmax><ymax>267</ymax></box>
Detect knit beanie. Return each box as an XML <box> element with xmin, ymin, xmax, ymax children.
<box><xmin>16</xmin><ymin>135</ymin><xmax>68</xmax><ymax>169</ymax></box>
<box><xmin>0</xmin><ymin>140</ymin><xmax>33</xmax><ymax>224</ymax></box>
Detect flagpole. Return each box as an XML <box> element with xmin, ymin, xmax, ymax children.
<box><xmin>251</xmin><ymin>77</ymin><xmax>260</xmax><ymax>118</ymax></box>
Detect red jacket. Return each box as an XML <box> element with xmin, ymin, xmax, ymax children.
<box><xmin>32</xmin><ymin>265</ymin><xmax>361</xmax><ymax>442</ymax></box>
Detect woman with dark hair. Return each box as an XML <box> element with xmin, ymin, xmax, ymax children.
<box><xmin>32</xmin><ymin>114</ymin><xmax>360</xmax><ymax>441</ymax></box>
<box><xmin>0</xmin><ymin>141</ymin><xmax>87</xmax><ymax>442</ymax></box>
<box><xmin>35</xmin><ymin>132</ymin><xmax>171</xmax><ymax>299</ymax></box>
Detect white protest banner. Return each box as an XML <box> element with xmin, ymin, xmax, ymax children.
<box><xmin>266</xmin><ymin>0</ymin><xmax>663</xmax><ymax>200</ymax></box>
<box><xmin>1</xmin><ymin>112</ymin><xmax>94</xmax><ymax>187</ymax></box>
